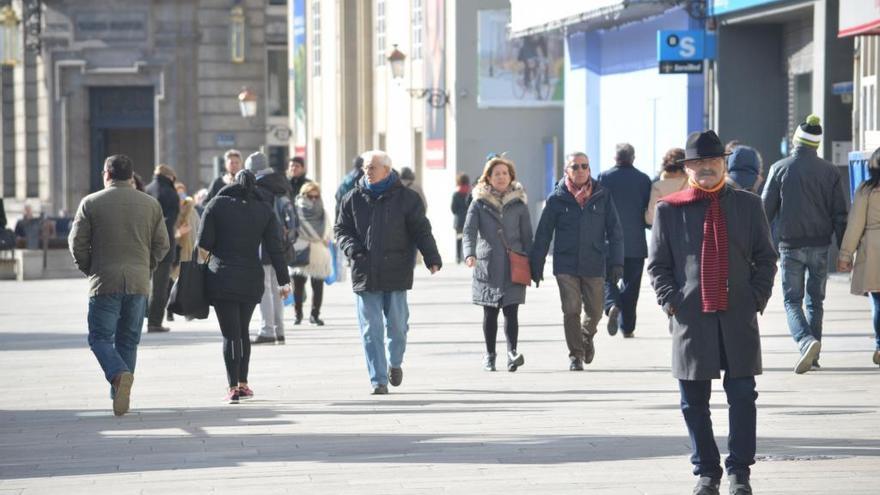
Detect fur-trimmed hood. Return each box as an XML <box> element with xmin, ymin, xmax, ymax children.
<box><xmin>472</xmin><ymin>181</ymin><xmax>527</xmax><ymax>211</ymax></box>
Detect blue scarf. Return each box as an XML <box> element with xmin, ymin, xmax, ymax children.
<box><xmin>363</xmin><ymin>170</ymin><xmax>398</xmax><ymax>198</ymax></box>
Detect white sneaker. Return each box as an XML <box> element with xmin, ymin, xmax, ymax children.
<box><xmin>795</xmin><ymin>339</ymin><xmax>821</xmax><ymax>374</ymax></box>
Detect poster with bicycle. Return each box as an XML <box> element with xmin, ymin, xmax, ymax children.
<box><xmin>477</xmin><ymin>9</ymin><xmax>564</xmax><ymax>108</ymax></box>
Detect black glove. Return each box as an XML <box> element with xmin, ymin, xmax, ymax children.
<box><xmin>609</xmin><ymin>265</ymin><xmax>624</xmax><ymax>285</ymax></box>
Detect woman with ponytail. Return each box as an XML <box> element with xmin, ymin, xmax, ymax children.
<box><xmin>197</xmin><ymin>169</ymin><xmax>292</xmax><ymax>403</ymax></box>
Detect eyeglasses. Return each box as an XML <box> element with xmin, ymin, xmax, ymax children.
<box><xmin>568</xmin><ymin>163</ymin><xmax>590</xmax><ymax>171</ymax></box>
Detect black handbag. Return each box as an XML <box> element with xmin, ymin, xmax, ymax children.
<box><xmin>168</xmin><ymin>248</ymin><xmax>210</xmax><ymax>319</ymax></box>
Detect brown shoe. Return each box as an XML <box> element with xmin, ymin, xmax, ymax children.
<box><xmin>112</xmin><ymin>372</ymin><xmax>134</xmax><ymax>416</ymax></box>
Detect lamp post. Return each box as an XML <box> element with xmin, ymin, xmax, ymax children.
<box><xmin>386</xmin><ymin>45</ymin><xmax>449</xmax><ymax>108</ymax></box>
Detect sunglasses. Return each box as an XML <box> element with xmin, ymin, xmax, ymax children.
<box><xmin>568</xmin><ymin>163</ymin><xmax>590</xmax><ymax>171</ymax></box>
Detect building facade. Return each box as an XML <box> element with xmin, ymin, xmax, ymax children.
<box><xmin>299</xmin><ymin>0</ymin><xmax>563</xmax><ymax>261</ymax></box>
<box><xmin>0</xmin><ymin>0</ymin><xmax>291</xmax><ymax>219</ymax></box>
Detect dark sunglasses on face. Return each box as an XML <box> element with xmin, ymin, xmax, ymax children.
<box><xmin>568</xmin><ymin>163</ymin><xmax>590</xmax><ymax>171</ymax></box>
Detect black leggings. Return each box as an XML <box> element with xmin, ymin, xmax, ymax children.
<box><xmin>483</xmin><ymin>304</ymin><xmax>519</xmax><ymax>355</ymax></box>
<box><xmin>293</xmin><ymin>275</ymin><xmax>324</xmax><ymax>316</ymax></box>
<box><xmin>214</xmin><ymin>301</ymin><xmax>257</xmax><ymax>388</ymax></box>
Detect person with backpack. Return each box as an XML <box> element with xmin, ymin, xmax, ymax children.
<box><xmin>247</xmin><ymin>152</ymin><xmax>295</xmax><ymax>345</ymax></box>
<box><xmin>292</xmin><ymin>182</ymin><xmax>332</xmax><ymax>326</ymax></box>
<box><xmin>335</xmin><ymin>155</ymin><xmax>364</xmax><ymax>221</ymax></box>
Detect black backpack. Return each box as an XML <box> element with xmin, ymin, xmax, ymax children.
<box><xmin>274</xmin><ymin>194</ymin><xmax>299</xmax><ymax>265</ymax></box>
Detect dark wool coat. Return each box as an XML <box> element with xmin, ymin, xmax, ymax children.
<box><xmin>647</xmin><ymin>185</ymin><xmax>778</xmax><ymax>380</ymax></box>
<box><xmin>334</xmin><ymin>176</ymin><xmax>442</xmax><ymax>293</ymax></box>
<box><xmin>462</xmin><ymin>183</ymin><xmax>533</xmax><ymax>307</ymax></box>
<box><xmin>530</xmin><ymin>178</ymin><xmax>624</xmax><ymax>280</ymax></box>
<box><xmin>197</xmin><ymin>184</ymin><xmax>290</xmax><ymax>304</ymax></box>
<box><xmin>145</xmin><ymin>174</ymin><xmax>180</xmax><ymax>263</ymax></box>
<box><xmin>597</xmin><ymin>164</ymin><xmax>652</xmax><ymax>258</ymax></box>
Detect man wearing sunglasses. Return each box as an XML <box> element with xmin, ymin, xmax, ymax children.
<box><xmin>530</xmin><ymin>152</ymin><xmax>624</xmax><ymax>371</ymax></box>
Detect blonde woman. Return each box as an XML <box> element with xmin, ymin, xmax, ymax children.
<box><xmin>293</xmin><ymin>182</ymin><xmax>332</xmax><ymax>325</ymax></box>
<box><xmin>463</xmin><ymin>154</ymin><xmax>533</xmax><ymax>371</ymax></box>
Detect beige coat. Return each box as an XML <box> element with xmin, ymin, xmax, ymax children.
<box><xmin>646</xmin><ymin>173</ymin><xmax>688</xmax><ymax>226</ymax></box>
<box><xmin>69</xmin><ymin>181</ymin><xmax>170</xmax><ymax>296</ymax></box>
<box><xmin>175</xmin><ymin>197</ymin><xmax>199</xmax><ymax>263</ymax></box>
<box><xmin>839</xmin><ymin>183</ymin><xmax>880</xmax><ymax>295</ymax></box>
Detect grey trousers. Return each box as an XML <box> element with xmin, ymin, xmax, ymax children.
<box><xmin>258</xmin><ymin>265</ymin><xmax>285</xmax><ymax>338</ymax></box>
<box><xmin>556</xmin><ymin>274</ymin><xmax>604</xmax><ymax>360</ymax></box>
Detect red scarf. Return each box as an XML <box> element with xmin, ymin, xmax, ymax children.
<box><xmin>661</xmin><ymin>180</ymin><xmax>729</xmax><ymax>313</ymax></box>
<box><xmin>565</xmin><ymin>176</ymin><xmax>593</xmax><ymax>208</ymax></box>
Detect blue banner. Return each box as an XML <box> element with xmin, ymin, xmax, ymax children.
<box><xmin>657</xmin><ymin>30</ymin><xmax>716</xmax><ymax>62</ymax></box>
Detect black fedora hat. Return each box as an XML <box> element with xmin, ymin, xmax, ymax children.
<box><xmin>678</xmin><ymin>130</ymin><xmax>730</xmax><ymax>163</ymax></box>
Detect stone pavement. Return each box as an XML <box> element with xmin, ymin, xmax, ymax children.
<box><xmin>0</xmin><ymin>265</ymin><xmax>878</xmax><ymax>494</ymax></box>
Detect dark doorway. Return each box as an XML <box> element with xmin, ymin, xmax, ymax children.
<box><xmin>90</xmin><ymin>87</ymin><xmax>155</xmax><ymax>192</ymax></box>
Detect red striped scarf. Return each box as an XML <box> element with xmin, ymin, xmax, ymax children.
<box><xmin>565</xmin><ymin>175</ymin><xmax>593</xmax><ymax>207</ymax></box>
<box><xmin>661</xmin><ymin>181</ymin><xmax>729</xmax><ymax>312</ymax></box>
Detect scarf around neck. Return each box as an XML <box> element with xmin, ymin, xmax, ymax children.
<box><xmin>661</xmin><ymin>179</ymin><xmax>729</xmax><ymax>313</ymax></box>
<box><xmin>565</xmin><ymin>176</ymin><xmax>593</xmax><ymax>207</ymax></box>
<box><xmin>363</xmin><ymin>170</ymin><xmax>398</xmax><ymax>198</ymax></box>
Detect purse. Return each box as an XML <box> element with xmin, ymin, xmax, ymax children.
<box><xmin>168</xmin><ymin>247</ymin><xmax>210</xmax><ymax>319</ymax></box>
<box><xmin>497</xmin><ymin>224</ymin><xmax>531</xmax><ymax>286</ymax></box>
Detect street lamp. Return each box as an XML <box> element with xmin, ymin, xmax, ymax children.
<box><xmin>0</xmin><ymin>5</ymin><xmax>21</xmax><ymax>67</ymax></box>
<box><xmin>229</xmin><ymin>2</ymin><xmax>246</xmax><ymax>63</ymax></box>
<box><xmin>386</xmin><ymin>45</ymin><xmax>449</xmax><ymax>108</ymax></box>
<box><xmin>387</xmin><ymin>44</ymin><xmax>406</xmax><ymax>80</ymax></box>
<box><xmin>238</xmin><ymin>86</ymin><xmax>258</xmax><ymax>119</ymax></box>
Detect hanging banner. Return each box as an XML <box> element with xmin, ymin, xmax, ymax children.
<box><xmin>425</xmin><ymin>0</ymin><xmax>446</xmax><ymax>169</ymax></box>
<box><xmin>291</xmin><ymin>0</ymin><xmax>307</xmax><ymax>157</ymax></box>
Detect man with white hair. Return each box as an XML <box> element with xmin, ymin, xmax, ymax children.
<box><xmin>335</xmin><ymin>150</ymin><xmax>442</xmax><ymax>395</ymax></box>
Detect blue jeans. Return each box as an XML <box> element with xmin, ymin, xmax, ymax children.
<box><xmin>780</xmin><ymin>246</ymin><xmax>829</xmax><ymax>353</ymax></box>
<box><xmin>679</xmin><ymin>374</ymin><xmax>758</xmax><ymax>479</ymax></box>
<box><xmin>604</xmin><ymin>257</ymin><xmax>645</xmax><ymax>334</ymax></box>
<box><xmin>88</xmin><ymin>294</ymin><xmax>147</xmax><ymax>384</ymax></box>
<box><xmin>871</xmin><ymin>293</ymin><xmax>880</xmax><ymax>350</ymax></box>
<box><xmin>355</xmin><ymin>290</ymin><xmax>409</xmax><ymax>386</ymax></box>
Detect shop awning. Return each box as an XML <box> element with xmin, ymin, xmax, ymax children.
<box><xmin>839</xmin><ymin>0</ymin><xmax>880</xmax><ymax>37</ymax></box>
<box><xmin>509</xmin><ymin>0</ymin><xmax>671</xmax><ymax>37</ymax></box>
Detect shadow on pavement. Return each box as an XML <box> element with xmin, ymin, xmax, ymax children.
<box><xmin>1</xmin><ymin>405</ymin><xmax>878</xmax><ymax>480</ymax></box>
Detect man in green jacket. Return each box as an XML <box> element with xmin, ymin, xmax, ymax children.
<box><xmin>69</xmin><ymin>155</ymin><xmax>169</xmax><ymax>416</ymax></box>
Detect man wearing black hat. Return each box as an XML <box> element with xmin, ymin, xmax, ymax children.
<box><xmin>648</xmin><ymin>130</ymin><xmax>777</xmax><ymax>495</ymax></box>
<box><xmin>762</xmin><ymin>114</ymin><xmax>849</xmax><ymax>374</ymax></box>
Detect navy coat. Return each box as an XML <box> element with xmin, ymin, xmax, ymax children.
<box><xmin>647</xmin><ymin>185</ymin><xmax>777</xmax><ymax>380</ymax></box>
<box><xmin>597</xmin><ymin>164</ymin><xmax>652</xmax><ymax>258</ymax></box>
<box><xmin>530</xmin><ymin>179</ymin><xmax>624</xmax><ymax>280</ymax></box>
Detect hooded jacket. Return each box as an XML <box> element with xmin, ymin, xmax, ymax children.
<box><xmin>254</xmin><ymin>168</ymin><xmax>293</xmax><ymax>265</ymax></box>
<box><xmin>462</xmin><ymin>182</ymin><xmax>533</xmax><ymax>306</ymax></box>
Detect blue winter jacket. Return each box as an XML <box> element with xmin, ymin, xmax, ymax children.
<box><xmin>530</xmin><ymin>178</ymin><xmax>624</xmax><ymax>280</ymax></box>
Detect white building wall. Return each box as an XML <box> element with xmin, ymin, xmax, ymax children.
<box><xmin>597</xmin><ymin>68</ymin><xmax>690</xmax><ymax>178</ymax></box>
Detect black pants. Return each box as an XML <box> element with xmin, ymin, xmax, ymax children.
<box><xmin>483</xmin><ymin>304</ymin><xmax>519</xmax><ymax>355</ymax></box>
<box><xmin>214</xmin><ymin>300</ymin><xmax>257</xmax><ymax>388</ymax></box>
<box><xmin>603</xmin><ymin>257</ymin><xmax>645</xmax><ymax>334</ymax></box>
<box><xmin>293</xmin><ymin>274</ymin><xmax>324</xmax><ymax>317</ymax></box>
<box><xmin>455</xmin><ymin>236</ymin><xmax>464</xmax><ymax>264</ymax></box>
<box><xmin>148</xmin><ymin>257</ymin><xmax>173</xmax><ymax>327</ymax></box>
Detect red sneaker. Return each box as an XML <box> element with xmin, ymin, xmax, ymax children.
<box><xmin>238</xmin><ymin>385</ymin><xmax>254</xmax><ymax>400</ymax></box>
<box><xmin>225</xmin><ymin>388</ymin><xmax>240</xmax><ymax>404</ymax></box>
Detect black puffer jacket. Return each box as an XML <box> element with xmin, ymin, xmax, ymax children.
<box><xmin>762</xmin><ymin>146</ymin><xmax>848</xmax><ymax>248</ymax></box>
<box><xmin>334</xmin><ymin>174</ymin><xmax>442</xmax><ymax>292</ymax></box>
<box><xmin>255</xmin><ymin>169</ymin><xmax>292</xmax><ymax>265</ymax></box>
<box><xmin>197</xmin><ymin>184</ymin><xmax>290</xmax><ymax>303</ymax></box>
<box><xmin>145</xmin><ymin>174</ymin><xmax>180</xmax><ymax>263</ymax></box>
